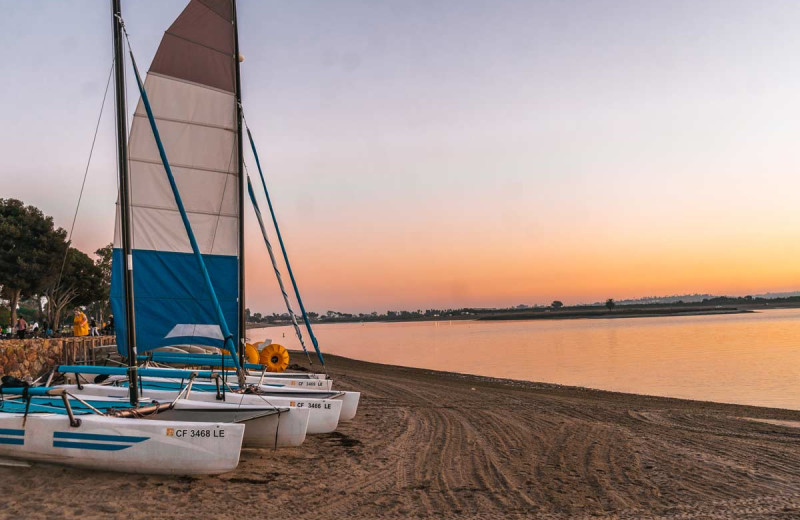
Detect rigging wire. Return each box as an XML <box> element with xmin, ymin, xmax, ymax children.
<box><xmin>54</xmin><ymin>61</ymin><xmax>116</xmax><ymax>296</ymax></box>
<box><xmin>241</xmin><ymin>111</ymin><xmax>326</xmax><ymax>372</ymax></box>
<box><xmin>244</xmin><ymin>167</ymin><xmax>314</xmax><ymax>367</ymax></box>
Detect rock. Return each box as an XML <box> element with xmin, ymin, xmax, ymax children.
<box><xmin>0</xmin><ymin>337</ymin><xmax>97</xmax><ymax>379</ymax></box>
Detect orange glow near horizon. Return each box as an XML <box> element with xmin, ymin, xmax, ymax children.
<box><xmin>241</xmin><ymin>210</ymin><xmax>800</xmax><ymax>313</ymax></box>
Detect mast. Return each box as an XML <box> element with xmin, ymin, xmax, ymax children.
<box><xmin>233</xmin><ymin>0</ymin><xmax>246</xmax><ymax>367</ymax></box>
<box><xmin>111</xmin><ymin>0</ymin><xmax>139</xmax><ymax>405</ymax></box>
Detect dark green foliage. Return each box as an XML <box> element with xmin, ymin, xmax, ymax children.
<box><xmin>0</xmin><ymin>198</ymin><xmax>67</xmax><ymax>323</ymax></box>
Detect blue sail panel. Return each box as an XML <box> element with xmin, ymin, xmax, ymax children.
<box><xmin>111</xmin><ymin>249</ymin><xmax>238</xmax><ymax>355</ymax></box>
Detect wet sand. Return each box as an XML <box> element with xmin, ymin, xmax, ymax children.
<box><xmin>2</xmin><ymin>353</ymin><xmax>799</xmax><ymax>519</ymax></box>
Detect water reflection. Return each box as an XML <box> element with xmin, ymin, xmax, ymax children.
<box><xmin>251</xmin><ymin>308</ymin><xmax>800</xmax><ymax>410</ymax></box>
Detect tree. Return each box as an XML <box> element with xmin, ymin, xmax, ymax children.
<box><xmin>43</xmin><ymin>247</ymin><xmax>104</xmax><ymax>330</ymax></box>
<box><xmin>0</xmin><ymin>199</ymin><xmax>67</xmax><ymax>324</ymax></box>
<box><xmin>551</xmin><ymin>300</ymin><xmax>563</xmax><ymax>310</ymax></box>
<box><xmin>605</xmin><ymin>298</ymin><xmax>616</xmax><ymax>310</ymax></box>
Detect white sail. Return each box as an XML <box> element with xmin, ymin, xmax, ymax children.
<box><xmin>111</xmin><ymin>0</ymin><xmax>240</xmax><ymax>353</ymax></box>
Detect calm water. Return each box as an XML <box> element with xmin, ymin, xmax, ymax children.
<box><xmin>251</xmin><ymin>308</ymin><xmax>800</xmax><ymax>410</ymax></box>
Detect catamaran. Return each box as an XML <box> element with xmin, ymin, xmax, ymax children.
<box><xmin>97</xmin><ymin>0</ymin><xmax>312</xmax><ymax>449</ymax></box>
<box><xmin>46</xmin><ymin>0</ymin><xmax>360</xmax><ymax>430</ymax></box>
<box><xmin>56</xmin><ymin>365</ymin><xmax>343</xmax><ymax>435</ymax></box>
<box><xmin>0</xmin><ymin>386</ymin><xmax>245</xmax><ymax>474</ymax></box>
<box><xmin>0</xmin><ymin>0</ymin><xmax>265</xmax><ymax>474</ymax></box>
<box><xmin>0</xmin><ymin>0</ymin><xmax>357</xmax><ymax>471</ymax></box>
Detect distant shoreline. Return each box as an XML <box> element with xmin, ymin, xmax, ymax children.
<box><xmin>246</xmin><ymin>306</ymin><xmax>756</xmax><ymax>328</ymax></box>
<box><xmin>477</xmin><ymin>306</ymin><xmax>752</xmax><ymax>321</ymax></box>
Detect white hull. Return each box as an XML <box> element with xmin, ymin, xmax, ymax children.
<box><xmin>80</xmin><ymin>369</ymin><xmax>333</xmax><ymax>390</ymax></box>
<box><xmin>63</xmin><ymin>385</ymin><xmax>342</xmax><ymax>435</ymax></box>
<box><xmin>0</xmin><ymin>413</ymin><xmax>243</xmax><ymax>475</ymax></box>
<box><xmin>153</xmin><ymin>378</ymin><xmax>360</xmax><ymax>422</ymax></box>
<box><xmin>203</xmin><ymin>391</ymin><xmax>341</xmax><ymax>434</ymax></box>
<box><xmin>167</xmin><ymin>400</ymin><xmax>308</xmax><ymax>448</ymax></box>
<box><xmin>248</xmin><ymin>376</ymin><xmax>332</xmax><ymax>390</ymax></box>
<box><xmin>249</xmin><ymin>372</ymin><xmax>328</xmax><ymax>380</ymax></box>
<box><xmin>247</xmin><ymin>385</ymin><xmax>360</xmax><ymax>422</ymax></box>
<box><xmin>60</xmin><ymin>394</ymin><xmax>308</xmax><ymax>448</ymax></box>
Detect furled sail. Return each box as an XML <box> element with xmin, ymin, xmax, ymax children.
<box><xmin>111</xmin><ymin>0</ymin><xmax>239</xmax><ymax>354</ymax></box>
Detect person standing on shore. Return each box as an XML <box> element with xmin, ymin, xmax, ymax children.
<box><xmin>89</xmin><ymin>317</ymin><xmax>98</xmax><ymax>336</ymax></box>
<box><xmin>73</xmin><ymin>309</ymin><xmax>89</xmax><ymax>337</ymax></box>
<box><xmin>15</xmin><ymin>316</ymin><xmax>27</xmax><ymax>340</ymax></box>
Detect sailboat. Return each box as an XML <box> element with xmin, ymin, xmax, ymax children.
<box><xmin>0</xmin><ymin>0</ymin><xmax>335</xmax><ymax>471</ymax></box>
<box><xmin>98</xmin><ymin>0</ymin><xmax>344</xmax><ymax>433</ymax></box>
<box><xmin>44</xmin><ymin>0</ymin><xmax>361</xmax><ymax>428</ymax></box>
<box><xmin>0</xmin><ymin>385</ymin><xmax>244</xmax><ymax>474</ymax></box>
<box><xmin>100</xmin><ymin>0</ymin><xmax>311</xmax><ymax>448</ymax></box>
<box><xmin>57</xmin><ymin>365</ymin><xmax>351</xmax><ymax>433</ymax></box>
<box><xmin>0</xmin><ymin>0</ymin><xmax>251</xmax><ymax>474</ymax></box>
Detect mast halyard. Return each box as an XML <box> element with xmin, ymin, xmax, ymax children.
<box><xmin>111</xmin><ymin>0</ymin><xmax>139</xmax><ymax>406</ymax></box>
<box><xmin>233</xmin><ymin>0</ymin><xmax>246</xmax><ymax>368</ymax></box>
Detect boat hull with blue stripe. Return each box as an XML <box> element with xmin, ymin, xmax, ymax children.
<box><xmin>54</xmin><ymin>366</ymin><xmax>311</xmax><ymax>447</ymax></box>
<box><xmin>57</xmin><ymin>396</ymin><xmax>309</xmax><ymax>449</ymax></box>
<box><xmin>0</xmin><ymin>413</ymin><xmax>243</xmax><ymax>474</ymax></box>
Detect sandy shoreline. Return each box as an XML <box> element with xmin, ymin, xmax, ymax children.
<box><xmin>2</xmin><ymin>353</ymin><xmax>799</xmax><ymax>519</ymax></box>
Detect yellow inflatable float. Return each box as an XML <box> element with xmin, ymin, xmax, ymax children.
<box><xmin>259</xmin><ymin>343</ymin><xmax>290</xmax><ymax>372</ymax></box>
<box><xmin>244</xmin><ymin>343</ymin><xmax>260</xmax><ymax>364</ymax></box>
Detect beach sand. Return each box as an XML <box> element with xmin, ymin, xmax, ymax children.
<box><xmin>1</xmin><ymin>353</ymin><xmax>799</xmax><ymax>519</ymax></box>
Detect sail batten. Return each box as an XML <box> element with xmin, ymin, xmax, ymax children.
<box><xmin>111</xmin><ymin>0</ymin><xmax>238</xmax><ymax>355</ymax></box>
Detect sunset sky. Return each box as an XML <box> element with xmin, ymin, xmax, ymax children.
<box><xmin>2</xmin><ymin>0</ymin><xmax>800</xmax><ymax>313</ymax></box>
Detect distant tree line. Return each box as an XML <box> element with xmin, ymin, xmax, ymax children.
<box><xmin>245</xmin><ymin>293</ymin><xmax>798</xmax><ymax>326</ymax></box>
<box><xmin>0</xmin><ymin>199</ymin><xmax>110</xmax><ymax>332</ymax></box>
<box><xmin>247</xmin><ymin>306</ymin><xmax>536</xmax><ymax>324</ymax></box>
